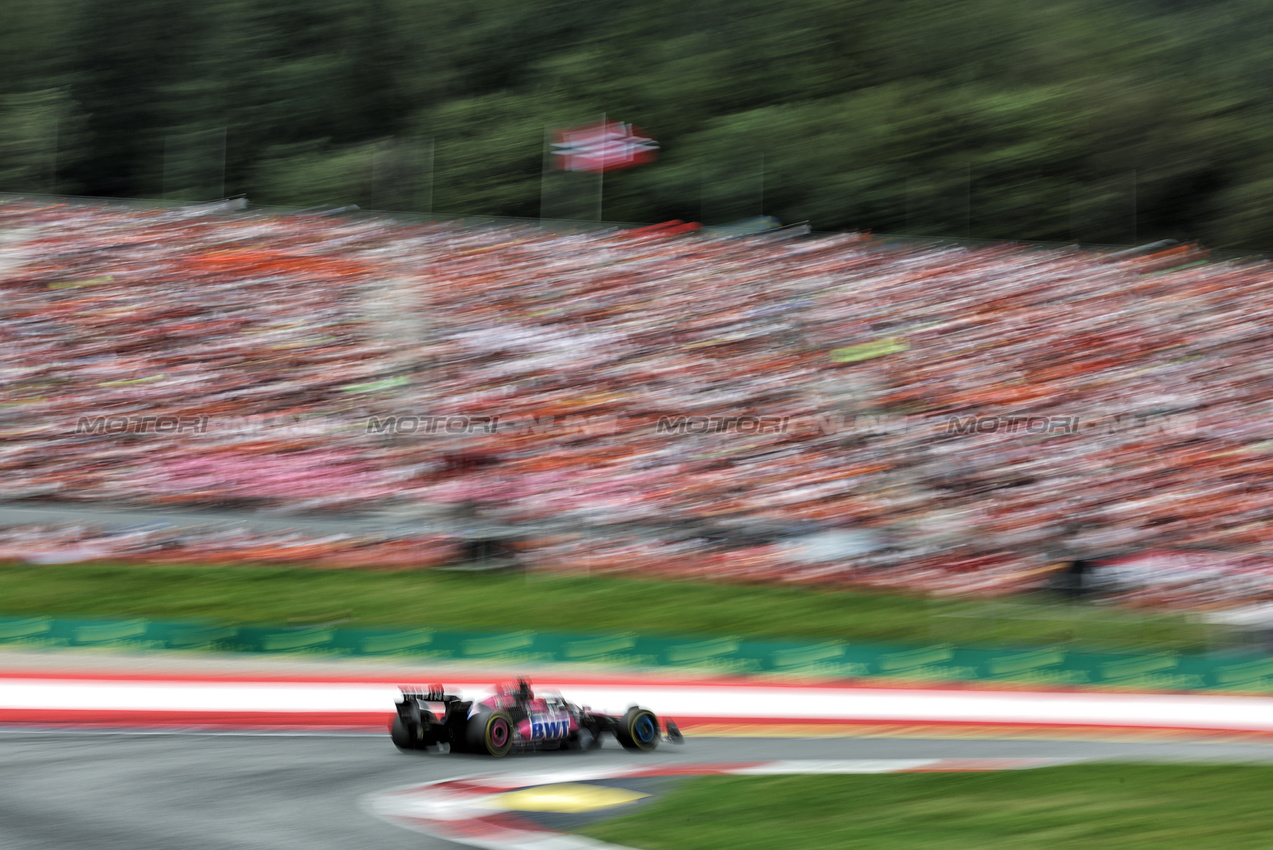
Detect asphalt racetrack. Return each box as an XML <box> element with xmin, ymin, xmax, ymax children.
<box><xmin>5</xmin><ymin>730</ymin><xmax>1273</xmax><ymax>850</ymax></box>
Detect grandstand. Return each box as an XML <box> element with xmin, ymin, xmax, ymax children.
<box><xmin>1</xmin><ymin>197</ymin><xmax>1271</xmax><ymax>609</ymax></box>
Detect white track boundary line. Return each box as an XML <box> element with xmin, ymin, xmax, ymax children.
<box><xmin>6</xmin><ymin>677</ymin><xmax>1273</xmax><ymax>732</ymax></box>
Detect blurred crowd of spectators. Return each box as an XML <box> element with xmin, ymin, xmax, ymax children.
<box><xmin>0</xmin><ymin>524</ymin><xmax>458</xmax><ymax>569</ymax></box>
<box><xmin>3</xmin><ymin>200</ymin><xmax>1273</xmax><ymax>606</ymax></box>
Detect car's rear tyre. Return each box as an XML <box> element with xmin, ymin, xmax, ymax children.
<box><xmin>391</xmin><ymin>716</ymin><xmax>418</xmax><ymax>752</ymax></box>
<box><xmin>472</xmin><ymin>710</ymin><xmax>514</xmax><ymax>757</ymax></box>
<box><xmin>616</xmin><ymin>707</ymin><xmax>659</xmax><ymax>752</ymax></box>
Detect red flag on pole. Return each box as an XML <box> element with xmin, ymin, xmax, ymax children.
<box><xmin>552</xmin><ymin>120</ymin><xmax>658</xmax><ymax>173</ymax></box>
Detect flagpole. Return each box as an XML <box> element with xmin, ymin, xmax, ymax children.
<box><xmin>597</xmin><ymin>113</ymin><xmax>606</xmax><ymax>223</ymax></box>
<box><xmin>51</xmin><ymin>117</ymin><xmax>58</xmax><ymax>195</ymax></box>
<box><xmin>424</xmin><ymin>137</ymin><xmax>435</xmax><ymax>216</ymax></box>
<box><xmin>218</xmin><ymin>126</ymin><xmax>227</xmax><ymax>200</ymax></box>
<box><xmin>540</xmin><ymin>125</ymin><xmax>551</xmax><ymax>225</ymax></box>
<box><xmin>759</xmin><ymin>151</ymin><xmax>765</xmax><ymax>218</ymax></box>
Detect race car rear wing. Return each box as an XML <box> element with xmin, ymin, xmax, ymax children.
<box><xmin>397</xmin><ymin>684</ymin><xmax>462</xmax><ymax>704</ymax></box>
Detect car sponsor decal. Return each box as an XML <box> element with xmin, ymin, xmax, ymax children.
<box><xmin>526</xmin><ymin>713</ymin><xmax>572</xmax><ymax>740</ymax></box>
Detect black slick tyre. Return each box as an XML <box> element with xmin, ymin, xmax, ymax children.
<box><xmin>391</xmin><ymin>716</ymin><xmax>417</xmax><ymax>752</ymax></box>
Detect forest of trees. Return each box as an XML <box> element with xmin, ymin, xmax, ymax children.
<box><xmin>3</xmin><ymin>0</ymin><xmax>1273</xmax><ymax>247</ymax></box>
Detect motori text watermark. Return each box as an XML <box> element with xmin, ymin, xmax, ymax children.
<box><xmin>75</xmin><ymin>415</ymin><xmax>210</xmax><ymax>435</ymax></box>
<box><xmin>69</xmin><ymin>410</ymin><xmax>1199</xmax><ymax>439</ymax></box>
<box><xmin>653</xmin><ymin>416</ymin><xmax>789</xmax><ymax>435</ymax></box>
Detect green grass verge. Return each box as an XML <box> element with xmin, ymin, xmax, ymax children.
<box><xmin>580</xmin><ymin>764</ymin><xmax>1273</xmax><ymax>849</ymax></box>
<box><xmin>0</xmin><ymin>562</ymin><xmax>1215</xmax><ymax>651</ymax></box>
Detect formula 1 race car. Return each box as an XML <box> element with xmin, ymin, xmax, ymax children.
<box><xmin>391</xmin><ymin>679</ymin><xmax>683</xmax><ymax>757</ymax></box>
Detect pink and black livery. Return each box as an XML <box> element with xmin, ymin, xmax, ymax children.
<box><xmin>391</xmin><ymin>679</ymin><xmax>683</xmax><ymax>757</ymax></box>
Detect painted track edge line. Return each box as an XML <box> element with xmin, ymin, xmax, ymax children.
<box><xmin>7</xmin><ymin>709</ymin><xmax>1273</xmax><ymax>739</ymax></box>
<box><xmin>3</xmin><ymin>666</ymin><xmax>1269</xmax><ymax>697</ymax></box>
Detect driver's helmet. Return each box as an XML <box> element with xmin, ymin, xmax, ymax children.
<box><xmin>494</xmin><ymin>679</ymin><xmax>534</xmax><ymax>702</ymax></box>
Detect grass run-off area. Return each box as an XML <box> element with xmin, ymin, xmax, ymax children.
<box><xmin>580</xmin><ymin>764</ymin><xmax>1273</xmax><ymax>850</ymax></box>
<box><xmin>0</xmin><ymin>562</ymin><xmax>1217</xmax><ymax>652</ymax></box>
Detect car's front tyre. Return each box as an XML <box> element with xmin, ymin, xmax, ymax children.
<box><xmin>615</xmin><ymin>707</ymin><xmax>660</xmax><ymax>752</ymax></box>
